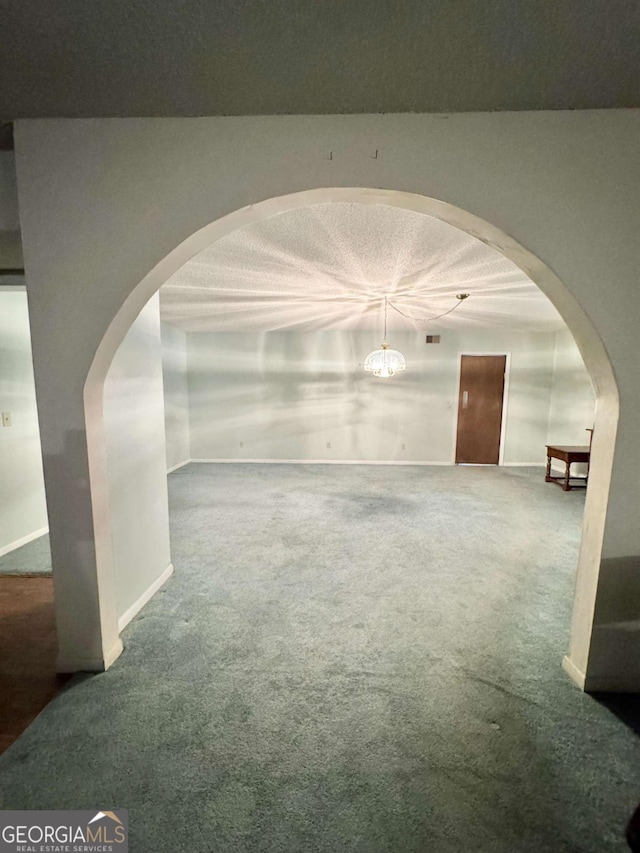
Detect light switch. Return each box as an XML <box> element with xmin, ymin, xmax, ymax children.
<box><xmin>2</xmin><ymin>412</ymin><xmax>11</xmax><ymax>427</ymax></box>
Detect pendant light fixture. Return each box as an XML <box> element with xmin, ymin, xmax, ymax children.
<box><xmin>364</xmin><ymin>296</ymin><xmax>406</xmax><ymax>378</ymax></box>
<box><xmin>363</xmin><ymin>292</ymin><xmax>470</xmax><ymax>378</ymax></box>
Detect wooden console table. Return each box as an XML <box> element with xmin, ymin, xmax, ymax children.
<box><xmin>545</xmin><ymin>445</ymin><xmax>591</xmax><ymax>491</ymax></box>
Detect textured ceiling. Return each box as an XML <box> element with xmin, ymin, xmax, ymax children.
<box><xmin>1</xmin><ymin>1</ymin><xmax>639</xmax><ymax>118</ymax></box>
<box><xmin>159</xmin><ymin>203</ymin><xmax>565</xmax><ymax>334</ymax></box>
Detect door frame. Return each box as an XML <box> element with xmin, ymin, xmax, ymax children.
<box><xmin>452</xmin><ymin>351</ymin><xmax>512</xmax><ymax>466</ymax></box>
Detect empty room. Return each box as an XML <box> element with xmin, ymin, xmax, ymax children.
<box><xmin>1</xmin><ymin>3</ymin><xmax>640</xmax><ymax>851</ymax></box>
<box><xmin>2</xmin><ymin>191</ymin><xmax>640</xmax><ymax>850</ymax></box>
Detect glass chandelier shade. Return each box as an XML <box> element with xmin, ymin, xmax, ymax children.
<box><xmin>364</xmin><ymin>342</ymin><xmax>406</xmax><ymax>378</ymax></box>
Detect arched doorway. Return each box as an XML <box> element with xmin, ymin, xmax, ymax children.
<box><xmin>83</xmin><ymin>188</ymin><xmax>618</xmax><ymax>690</ymax></box>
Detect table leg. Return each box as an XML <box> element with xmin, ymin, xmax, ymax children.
<box><xmin>545</xmin><ymin>454</ymin><xmax>552</xmax><ymax>482</ymax></box>
<box><xmin>563</xmin><ymin>461</ymin><xmax>571</xmax><ymax>491</ymax></box>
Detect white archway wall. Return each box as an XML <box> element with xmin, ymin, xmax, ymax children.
<box><xmin>14</xmin><ymin>112</ymin><xmax>639</xmax><ymax>688</ymax></box>
<box><xmin>104</xmin><ymin>293</ymin><xmax>173</xmax><ymax>629</ymax></box>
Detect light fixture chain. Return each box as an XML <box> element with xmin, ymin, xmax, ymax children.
<box><xmin>386</xmin><ymin>293</ymin><xmax>469</xmax><ymax>326</ymax></box>
<box><xmin>384</xmin><ymin>295</ymin><xmax>388</xmax><ymax>341</ymax></box>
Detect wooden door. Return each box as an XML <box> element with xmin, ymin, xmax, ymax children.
<box><xmin>455</xmin><ymin>355</ymin><xmax>506</xmax><ymax>465</ymax></box>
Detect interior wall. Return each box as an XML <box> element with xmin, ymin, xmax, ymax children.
<box><xmin>14</xmin><ymin>112</ymin><xmax>639</xmax><ymax>685</ymax></box>
<box><xmin>187</xmin><ymin>328</ymin><xmax>557</xmax><ymax>464</ymax></box>
<box><xmin>0</xmin><ymin>153</ymin><xmax>19</xmax><ymax>230</ymax></box>
<box><xmin>104</xmin><ymin>294</ymin><xmax>172</xmax><ymax>627</ymax></box>
<box><xmin>547</xmin><ymin>329</ymin><xmax>596</xmax><ymax>445</ymax></box>
<box><xmin>161</xmin><ymin>321</ymin><xmax>190</xmax><ymax>471</ymax></box>
<box><xmin>546</xmin><ymin>329</ymin><xmax>596</xmax><ymax>476</ymax></box>
<box><xmin>0</xmin><ymin>152</ymin><xmax>23</xmax><ymax>268</ymax></box>
<box><xmin>0</xmin><ymin>288</ymin><xmax>48</xmax><ymax>554</ymax></box>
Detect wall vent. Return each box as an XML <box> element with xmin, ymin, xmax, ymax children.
<box><xmin>425</xmin><ymin>335</ymin><xmax>441</xmax><ymax>344</ymax></box>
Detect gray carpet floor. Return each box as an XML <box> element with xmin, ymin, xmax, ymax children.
<box><xmin>1</xmin><ymin>464</ymin><xmax>639</xmax><ymax>852</ymax></box>
<box><xmin>0</xmin><ymin>532</ymin><xmax>51</xmax><ymax>574</ymax></box>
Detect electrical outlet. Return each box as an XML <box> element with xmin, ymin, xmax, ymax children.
<box><xmin>401</xmin><ymin>443</ymin><xmax>406</xmax><ymax>450</ymax></box>
<box><xmin>239</xmin><ymin>441</ymin><xmax>244</xmax><ymax>448</ymax></box>
<box><xmin>1</xmin><ymin>412</ymin><xmax>11</xmax><ymax>427</ymax></box>
<box><xmin>326</xmin><ymin>442</ymin><xmax>331</xmax><ymax>449</ymax></box>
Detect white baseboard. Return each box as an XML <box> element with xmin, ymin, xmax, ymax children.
<box><xmin>57</xmin><ymin>637</ymin><xmax>124</xmax><ymax>674</ymax></box>
<box><xmin>502</xmin><ymin>462</ymin><xmax>546</xmax><ymax>467</ymax></box>
<box><xmin>562</xmin><ymin>655</ymin><xmax>586</xmax><ymax>690</ymax></box>
<box><xmin>190</xmin><ymin>458</ymin><xmax>455</xmax><ymax>466</ymax></box>
<box><xmin>188</xmin><ymin>459</ymin><xmax>548</xmax><ymax>468</ymax></box>
<box><xmin>167</xmin><ymin>458</ymin><xmax>191</xmax><ymax>474</ymax></box>
<box><xmin>0</xmin><ymin>525</ymin><xmax>49</xmax><ymax>559</ymax></box>
<box><xmin>117</xmin><ymin>563</ymin><xmax>174</xmax><ymax>633</ymax></box>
